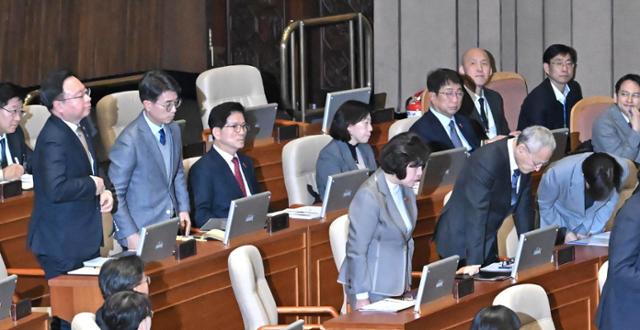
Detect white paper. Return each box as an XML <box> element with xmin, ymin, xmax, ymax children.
<box><xmin>568</xmin><ymin>231</ymin><xmax>610</xmax><ymax>247</ymax></box>
<box><xmin>282</xmin><ymin>206</ymin><xmax>322</xmax><ymax>220</ymax></box>
<box><xmin>480</xmin><ymin>261</ymin><xmax>512</xmax><ymax>273</ymax></box>
<box><xmin>358</xmin><ymin>298</ymin><xmax>415</xmax><ymax>312</ymax></box>
<box><xmin>83</xmin><ymin>256</ymin><xmax>111</xmax><ymax>268</ymax></box>
<box><xmin>68</xmin><ymin>266</ymin><xmax>100</xmax><ymax>276</ymax></box>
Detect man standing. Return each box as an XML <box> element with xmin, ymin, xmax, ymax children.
<box><xmin>28</xmin><ymin>70</ymin><xmax>113</xmax><ymax>279</ymax></box>
<box><xmin>0</xmin><ymin>82</ymin><xmax>31</xmax><ymax>181</ymax></box>
<box><xmin>109</xmin><ymin>70</ymin><xmax>190</xmax><ymax>249</ymax></box>
<box><xmin>517</xmin><ymin>44</ymin><xmax>583</xmax><ymax>130</ymax></box>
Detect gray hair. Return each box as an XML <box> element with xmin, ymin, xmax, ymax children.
<box><xmin>516</xmin><ymin>125</ymin><xmax>556</xmax><ymax>153</ymax></box>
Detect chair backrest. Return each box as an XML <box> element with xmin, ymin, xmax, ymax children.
<box><xmin>569</xmin><ymin>96</ymin><xmax>614</xmax><ymax>149</ymax></box>
<box><xmin>282</xmin><ymin>134</ymin><xmax>332</xmax><ymax>206</ymax></box>
<box><xmin>493</xmin><ymin>284</ymin><xmax>556</xmax><ymax>330</ymax></box>
<box><xmin>0</xmin><ymin>253</ymin><xmax>7</xmax><ymax>279</ymax></box>
<box><xmin>228</xmin><ymin>245</ymin><xmax>278</xmax><ymax>330</ymax></box>
<box><xmin>598</xmin><ymin>260</ymin><xmax>609</xmax><ymax>293</ymax></box>
<box><xmin>71</xmin><ymin>312</ymin><xmax>100</xmax><ymax>330</ymax></box>
<box><xmin>196</xmin><ymin>65</ymin><xmax>267</xmax><ymax>129</ymax></box>
<box><xmin>497</xmin><ymin>215</ymin><xmax>519</xmax><ymax>259</ymax></box>
<box><xmin>20</xmin><ymin>104</ymin><xmax>50</xmax><ymax>149</ymax></box>
<box><xmin>388</xmin><ymin>116</ymin><xmax>421</xmax><ymax>141</ymax></box>
<box><xmin>96</xmin><ymin>91</ymin><xmax>143</xmax><ymax>155</ymax></box>
<box><xmin>329</xmin><ymin>214</ymin><xmax>350</xmax><ymax>314</ymax></box>
<box><xmin>486</xmin><ymin>71</ymin><xmax>528</xmax><ymax>131</ymax></box>
<box><xmin>182</xmin><ymin>156</ymin><xmax>202</xmax><ymax>182</ymax></box>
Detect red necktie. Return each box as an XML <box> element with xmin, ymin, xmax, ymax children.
<box><xmin>232</xmin><ymin>157</ymin><xmax>247</xmax><ymax>197</ymax></box>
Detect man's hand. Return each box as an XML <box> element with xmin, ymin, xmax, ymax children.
<box><xmin>564</xmin><ymin>231</ymin><xmax>578</xmax><ymax>243</ymax></box>
<box><xmin>484</xmin><ymin>135</ymin><xmax>508</xmax><ymax>145</ymax></box>
<box><xmin>90</xmin><ymin>175</ymin><xmax>105</xmax><ymax>195</ymax></box>
<box><xmin>456</xmin><ymin>265</ymin><xmax>481</xmax><ymax>276</ymax></box>
<box><xmin>99</xmin><ymin>190</ymin><xmax>113</xmax><ymax>213</ymax></box>
<box><xmin>2</xmin><ymin>164</ymin><xmax>24</xmax><ymax>181</ymax></box>
<box><xmin>126</xmin><ymin>233</ymin><xmax>141</xmax><ymax>251</ymax></box>
<box><xmin>629</xmin><ymin>107</ymin><xmax>640</xmax><ymax>132</ymax></box>
<box><xmin>179</xmin><ymin>211</ymin><xmax>191</xmax><ymax>236</ymax></box>
<box><xmin>355</xmin><ymin>298</ymin><xmax>371</xmax><ymax>310</ymax></box>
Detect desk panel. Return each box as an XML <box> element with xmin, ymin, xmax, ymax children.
<box><xmin>0</xmin><ymin>312</ymin><xmax>49</xmax><ymax>330</ymax></box>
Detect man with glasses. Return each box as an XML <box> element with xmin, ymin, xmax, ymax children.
<box><xmin>409</xmin><ymin>68</ymin><xmax>481</xmax><ymax>152</ymax></box>
<box><xmin>109</xmin><ymin>70</ymin><xmax>190</xmax><ymax>250</ymax></box>
<box><xmin>188</xmin><ymin>102</ymin><xmax>260</xmax><ymax>227</ymax></box>
<box><xmin>0</xmin><ymin>82</ymin><xmax>31</xmax><ymax>181</ymax></box>
<box><xmin>434</xmin><ymin>126</ymin><xmax>555</xmax><ymax>273</ymax></box>
<box><xmin>593</xmin><ymin>74</ymin><xmax>640</xmax><ymax>164</ymax></box>
<box><xmin>517</xmin><ymin>44</ymin><xmax>583</xmax><ymax>130</ymax></box>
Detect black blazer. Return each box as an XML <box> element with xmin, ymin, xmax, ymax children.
<box><xmin>4</xmin><ymin>126</ymin><xmax>32</xmax><ymax>172</ymax></box>
<box><xmin>459</xmin><ymin>87</ymin><xmax>510</xmax><ymax>140</ymax></box>
<box><xmin>517</xmin><ymin>78</ymin><xmax>582</xmax><ymax>130</ymax></box>
<box><xmin>434</xmin><ymin>139</ymin><xmax>534</xmax><ymax>265</ymax></box>
<box><xmin>189</xmin><ymin>147</ymin><xmax>260</xmax><ymax>227</ymax></box>
<box><xmin>409</xmin><ymin>110</ymin><xmax>481</xmax><ymax>152</ymax></box>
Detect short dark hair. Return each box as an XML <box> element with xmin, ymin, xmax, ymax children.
<box><xmin>208</xmin><ymin>101</ymin><xmax>245</xmax><ymax>130</ymax></box>
<box><xmin>583</xmin><ymin>153</ymin><xmax>623</xmax><ymax>201</ymax></box>
<box><xmin>0</xmin><ymin>82</ymin><xmax>24</xmax><ymax>107</ymax></box>
<box><xmin>426</xmin><ymin>68</ymin><xmax>463</xmax><ymax>93</ymax></box>
<box><xmin>98</xmin><ymin>291</ymin><xmax>152</xmax><ymax>330</ymax></box>
<box><xmin>98</xmin><ymin>255</ymin><xmax>145</xmax><ymax>298</ymax></box>
<box><xmin>543</xmin><ymin>44</ymin><xmax>577</xmax><ymax>64</ymax></box>
<box><xmin>471</xmin><ymin>305</ymin><xmax>521</xmax><ymax>330</ymax></box>
<box><xmin>379</xmin><ymin>132</ymin><xmax>430</xmax><ymax>180</ymax></box>
<box><xmin>329</xmin><ymin>100</ymin><xmax>371</xmax><ymax>142</ymax></box>
<box><xmin>615</xmin><ymin>73</ymin><xmax>640</xmax><ymax>94</ymax></box>
<box><xmin>39</xmin><ymin>69</ymin><xmax>74</xmax><ymax>110</ymax></box>
<box><xmin>138</xmin><ymin>70</ymin><xmax>181</xmax><ymax>103</ymax></box>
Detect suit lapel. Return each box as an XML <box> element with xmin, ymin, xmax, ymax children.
<box><xmin>238</xmin><ymin>154</ymin><xmax>255</xmax><ymax>194</ymax></box>
<box><xmin>337</xmin><ymin>141</ymin><xmax>358</xmax><ymax>170</ymax></box>
<box><xmin>212</xmin><ymin>148</ymin><xmax>244</xmax><ymax>196</ymax></box>
<box><xmin>426</xmin><ymin>111</ymin><xmax>455</xmax><ymax>150</ymax></box>
<box><xmin>136</xmin><ymin>115</ymin><xmax>170</xmax><ymax>185</ymax></box>
<box><xmin>51</xmin><ymin>116</ymin><xmax>93</xmax><ymax>175</ymax></box>
<box><xmin>565</xmin><ymin>164</ymin><xmax>586</xmax><ymax>215</ymax></box>
<box><xmin>375</xmin><ymin>171</ymin><xmax>412</xmax><ymax>240</ymax></box>
<box><xmin>6</xmin><ymin>130</ymin><xmax>23</xmax><ymax>162</ymax></box>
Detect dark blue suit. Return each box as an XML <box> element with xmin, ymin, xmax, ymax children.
<box><xmin>4</xmin><ymin>126</ymin><xmax>32</xmax><ymax>172</ymax></box>
<box><xmin>409</xmin><ymin>110</ymin><xmax>480</xmax><ymax>152</ymax></box>
<box><xmin>28</xmin><ymin>116</ymin><xmax>101</xmax><ymax>279</ymax></box>
<box><xmin>517</xmin><ymin>78</ymin><xmax>582</xmax><ymax>130</ymax></box>
<box><xmin>189</xmin><ymin>147</ymin><xmax>260</xmax><ymax>227</ymax></box>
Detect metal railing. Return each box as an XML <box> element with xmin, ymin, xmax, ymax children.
<box><xmin>280</xmin><ymin>12</ymin><xmax>373</xmax><ymax>122</ymax></box>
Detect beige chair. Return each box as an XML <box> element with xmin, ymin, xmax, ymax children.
<box><xmin>497</xmin><ymin>215</ymin><xmax>519</xmax><ymax>259</ymax></box>
<box><xmin>95</xmin><ymin>91</ymin><xmax>143</xmax><ymax>156</ymax></box>
<box><xmin>606</xmin><ymin>158</ymin><xmax>638</xmax><ymax>231</ymax></box>
<box><xmin>493</xmin><ymin>284</ymin><xmax>555</xmax><ymax>330</ymax></box>
<box><xmin>196</xmin><ymin>65</ymin><xmax>267</xmax><ymax>129</ymax></box>
<box><xmin>228</xmin><ymin>245</ymin><xmax>338</xmax><ymax>330</ymax></box>
<box><xmin>569</xmin><ymin>96</ymin><xmax>614</xmax><ymax>150</ymax></box>
<box><xmin>598</xmin><ymin>260</ymin><xmax>609</xmax><ymax>293</ymax></box>
<box><xmin>486</xmin><ymin>72</ymin><xmax>528</xmax><ymax>131</ymax></box>
<box><xmin>387</xmin><ymin>116</ymin><xmax>420</xmax><ymax>141</ymax></box>
<box><xmin>71</xmin><ymin>312</ymin><xmax>100</xmax><ymax>330</ymax></box>
<box><xmin>328</xmin><ymin>214</ymin><xmax>350</xmax><ymax>314</ymax></box>
<box><xmin>182</xmin><ymin>156</ymin><xmax>202</xmax><ymax>181</ymax></box>
<box><xmin>20</xmin><ymin>104</ymin><xmax>50</xmax><ymax>149</ymax></box>
<box><xmin>282</xmin><ymin>134</ymin><xmax>332</xmax><ymax>206</ymax></box>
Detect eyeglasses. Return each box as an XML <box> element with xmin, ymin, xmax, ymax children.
<box><xmin>618</xmin><ymin>91</ymin><xmax>640</xmax><ymax>99</ymax></box>
<box><xmin>60</xmin><ymin>88</ymin><xmax>91</xmax><ymax>101</ymax></box>
<box><xmin>223</xmin><ymin>123</ymin><xmax>251</xmax><ymax>133</ymax></box>
<box><xmin>438</xmin><ymin>90</ymin><xmax>464</xmax><ymax>99</ymax></box>
<box><xmin>140</xmin><ymin>275</ymin><xmax>151</xmax><ymax>286</ymax></box>
<box><xmin>0</xmin><ymin>106</ymin><xmax>26</xmax><ymax>117</ymax></box>
<box><xmin>157</xmin><ymin>98</ymin><xmax>182</xmax><ymax>112</ymax></box>
<box><xmin>549</xmin><ymin>60</ymin><xmax>575</xmax><ymax>68</ymax></box>
<box><xmin>524</xmin><ymin>145</ymin><xmax>548</xmax><ymax>170</ymax></box>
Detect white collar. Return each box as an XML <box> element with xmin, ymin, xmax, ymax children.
<box><xmin>508</xmin><ymin>139</ymin><xmax>519</xmax><ymax>175</ymax></box>
<box><xmin>550</xmin><ymin>80</ymin><xmax>570</xmax><ymax>103</ymax></box>
<box><xmin>212</xmin><ymin>143</ymin><xmax>237</xmax><ymax>164</ymax></box>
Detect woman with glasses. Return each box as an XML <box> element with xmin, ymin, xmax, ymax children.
<box><xmin>338</xmin><ymin>132</ymin><xmax>429</xmax><ymax>309</ymax></box>
<box><xmin>315</xmin><ymin>100</ymin><xmax>377</xmax><ymax>198</ymax></box>
<box><xmin>0</xmin><ymin>82</ymin><xmax>31</xmax><ymax>181</ymax></box>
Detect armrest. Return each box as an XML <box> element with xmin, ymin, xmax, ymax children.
<box><xmin>411</xmin><ymin>271</ymin><xmax>422</xmax><ymax>278</ymax></box>
<box><xmin>277</xmin><ymin>306</ymin><xmax>339</xmax><ymax>318</ymax></box>
<box><xmin>259</xmin><ymin>325</ymin><xmax>323</xmax><ymax>330</ymax></box>
<box><xmin>7</xmin><ymin>267</ymin><xmax>45</xmax><ymax>277</ymax></box>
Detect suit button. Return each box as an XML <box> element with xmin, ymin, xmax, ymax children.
<box><xmin>166</xmin><ymin>209</ymin><xmax>171</xmax><ymax>215</ymax></box>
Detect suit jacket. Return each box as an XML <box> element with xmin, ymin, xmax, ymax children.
<box><xmin>28</xmin><ymin>116</ymin><xmax>101</xmax><ymax>261</ymax></box>
<box><xmin>408</xmin><ymin>110</ymin><xmax>481</xmax><ymax>152</ymax></box>
<box><xmin>315</xmin><ymin>139</ymin><xmax>377</xmax><ymax>197</ymax></box>
<box><xmin>459</xmin><ymin>87</ymin><xmax>510</xmax><ymax>140</ymax></box>
<box><xmin>189</xmin><ymin>147</ymin><xmax>260</xmax><ymax>227</ymax></box>
<box><xmin>338</xmin><ymin>169</ymin><xmax>416</xmax><ymax>297</ymax></box>
<box><xmin>592</xmin><ymin>105</ymin><xmax>640</xmax><ymax>163</ymax></box>
<box><xmin>434</xmin><ymin>139</ymin><xmax>534</xmax><ymax>265</ymax></box>
<box><xmin>109</xmin><ymin>113</ymin><xmax>190</xmax><ymax>244</ymax></box>
<box><xmin>596</xmin><ymin>191</ymin><xmax>640</xmax><ymax>329</ymax></box>
<box><xmin>538</xmin><ymin>152</ymin><xmax>628</xmax><ymax>235</ymax></box>
<box><xmin>3</xmin><ymin>125</ymin><xmax>32</xmax><ymax>172</ymax></box>
<box><xmin>517</xmin><ymin>78</ymin><xmax>582</xmax><ymax>130</ymax></box>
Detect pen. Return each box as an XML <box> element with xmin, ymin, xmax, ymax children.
<box><xmin>14</xmin><ymin>157</ymin><xmax>19</xmax><ymax>165</ymax></box>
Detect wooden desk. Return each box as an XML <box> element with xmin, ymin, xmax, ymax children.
<box><xmin>0</xmin><ymin>312</ymin><xmax>49</xmax><ymax>330</ymax></box>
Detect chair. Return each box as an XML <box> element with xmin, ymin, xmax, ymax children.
<box><xmin>387</xmin><ymin>116</ymin><xmax>420</xmax><ymax>141</ymax></box>
<box><xmin>182</xmin><ymin>156</ymin><xmax>202</xmax><ymax>181</ymax></box>
<box><xmin>71</xmin><ymin>312</ymin><xmax>100</xmax><ymax>330</ymax></box>
<box><xmin>493</xmin><ymin>284</ymin><xmax>556</xmax><ymax>330</ymax></box>
<box><xmin>0</xmin><ymin>252</ymin><xmax>48</xmax><ymax>315</ymax></box>
<box><xmin>486</xmin><ymin>71</ymin><xmax>528</xmax><ymax>131</ymax></box>
<box><xmin>196</xmin><ymin>65</ymin><xmax>267</xmax><ymax>129</ymax></box>
<box><xmin>598</xmin><ymin>260</ymin><xmax>609</xmax><ymax>293</ymax></box>
<box><xmin>228</xmin><ymin>245</ymin><xmax>338</xmax><ymax>330</ymax></box>
<box><xmin>20</xmin><ymin>104</ymin><xmax>50</xmax><ymax>149</ymax></box>
<box><xmin>497</xmin><ymin>215</ymin><xmax>518</xmax><ymax>259</ymax></box>
<box><xmin>282</xmin><ymin>134</ymin><xmax>332</xmax><ymax>206</ymax></box>
<box><xmin>328</xmin><ymin>214</ymin><xmax>350</xmax><ymax>314</ymax></box>
<box><xmin>95</xmin><ymin>91</ymin><xmax>143</xmax><ymax>154</ymax></box>
<box><xmin>569</xmin><ymin>96</ymin><xmax>614</xmax><ymax>150</ymax></box>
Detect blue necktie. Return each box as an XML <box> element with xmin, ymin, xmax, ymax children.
<box><xmin>511</xmin><ymin>169</ymin><xmax>521</xmax><ymax>206</ymax></box>
<box><xmin>0</xmin><ymin>138</ymin><xmax>6</xmax><ymax>168</ymax></box>
<box><xmin>448</xmin><ymin>120</ymin><xmax>463</xmax><ymax>148</ymax></box>
<box><xmin>159</xmin><ymin>128</ymin><xmax>166</xmax><ymax>145</ymax></box>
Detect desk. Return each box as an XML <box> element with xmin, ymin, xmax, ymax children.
<box><xmin>0</xmin><ymin>312</ymin><xmax>49</xmax><ymax>330</ymax></box>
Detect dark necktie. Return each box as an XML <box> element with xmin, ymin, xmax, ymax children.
<box><xmin>159</xmin><ymin>128</ymin><xmax>166</xmax><ymax>145</ymax></box>
<box><xmin>448</xmin><ymin>120</ymin><xmax>463</xmax><ymax>148</ymax></box>
<box><xmin>478</xmin><ymin>97</ymin><xmax>489</xmax><ymax>132</ymax></box>
<box><xmin>232</xmin><ymin>157</ymin><xmax>247</xmax><ymax>197</ymax></box>
<box><xmin>0</xmin><ymin>138</ymin><xmax>7</xmax><ymax>168</ymax></box>
<box><xmin>511</xmin><ymin>169</ymin><xmax>521</xmax><ymax>206</ymax></box>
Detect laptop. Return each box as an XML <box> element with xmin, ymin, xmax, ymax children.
<box><xmin>136</xmin><ymin>217</ymin><xmax>181</xmax><ymax>262</ymax></box>
<box><xmin>0</xmin><ymin>274</ymin><xmax>17</xmax><ymax>320</ymax></box>
<box><xmin>549</xmin><ymin>128</ymin><xmax>569</xmax><ymax>163</ymax></box>
<box><xmin>321</xmin><ymin>169</ymin><xmax>370</xmax><ymax>217</ymax></box>
<box><xmin>244</xmin><ymin>103</ymin><xmax>278</xmax><ymax>142</ymax></box>
<box><xmin>413</xmin><ymin>255</ymin><xmax>459</xmax><ymax>313</ymax></box>
<box><xmin>510</xmin><ymin>225</ymin><xmax>559</xmax><ymax>279</ymax></box>
<box><xmin>417</xmin><ymin>147</ymin><xmax>468</xmax><ymax>195</ymax></box>
<box><xmin>321</xmin><ymin>87</ymin><xmax>372</xmax><ymax>133</ymax></box>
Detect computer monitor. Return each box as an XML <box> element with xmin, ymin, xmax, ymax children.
<box><xmin>244</xmin><ymin>103</ymin><xmax>278</xmax><ymax>143</ymax></box>
<box><xmin>321</xmin><ymin>169</ymin><xmax>370</xmax><ymax>217</ymax></box>
<box><xmin>417</xmin><ymin>147</ymin><xmax>468</xmax><ymax>195</ymax></box>
<box><xmin>511</xmin><ymin>225</ymin><xmax>559</xmax><ymax>279</ymax></box>
<box><xmin>413</xmin><ymin>255</ymin><xmax>459</xmax><ymax>314</ymax></box>
<box><xmin>136</xmin><ymin>217</ymin><xmax>181</xmax><ymax>263</ymax></box>
<box><xmin>321</xmin><ymin>87</ymin><xmax>372</xmax><ymax>133</ymax></box>
<box><xmin>549</xmin><ymin>128</ymin><xmax>569</xmax><ymax>163</ymax></box>
<box><xmin>0</xmin><ymin>274</ymin><xmax>17</xmax><ymax>320</ymax></box>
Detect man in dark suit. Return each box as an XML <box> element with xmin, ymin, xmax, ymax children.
<box><xmin>409</xmin><ymin>68</ymin><xmax>481</xmax><ymax>152</ymax></box>
<box><xmin>517</xmin><ymin>44</ymin><xmax>583</xmax><ymax>130</ymax></box>
<box><xmin>458</xmin><ymin>48</ymin><xmax>511</xmax><ymax>140</ymax></box>
<box><xmin>28</xmin><ymin>70</ymin><xmax>113</xmax><ymax>279</ymax></box>
<box><xmin>434</xmin><ymin>126</ymin><xmax>555</xmax><ymax>273</ymax></box>
<box><xmin>0</xmin><ymin>82</ymin><xmax>32</xmax><ymax>181</ymax></box>
<box><xmin>189</xmin><ymin>102</ymin><xmax>260</xmax><ymax>227</ymax></box>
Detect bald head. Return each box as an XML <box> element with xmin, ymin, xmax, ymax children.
<box><xmin>459</xmin><ymin>48</ymin><xmax>493</xmax><ymax>92</ymax></box>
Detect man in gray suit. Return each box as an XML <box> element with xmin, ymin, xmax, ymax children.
<box><xmin>593</xmin><ymin>74</ymin><xmax>640</xmax><ymax>163</ymax></box>
<box><xmin>109</xmin><ymin>71</ymin><xmax>191</xmax><ymax>249</ymax></box>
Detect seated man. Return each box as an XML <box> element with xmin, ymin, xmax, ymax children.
<box><xmin>517</xmin><ymin>44</ymin><xmax>583</xmax><ymax>130</ymax></box>
<box><xmin>435</xmin><ymin>126</ymin><xmax>555</xmax><ymax>273</ymax></box>
<box><xmin>189</xmin><ymin>102</ymin><xmax>260</xmax><ymax>228</ymax></box>
<box><xmin>0</xmin><ymin>82</ymin><xmax>31</xmax><ymax>181</ymax></box>
<box><xmin>409</xmin><ymin>68</ymin><xmax>481</xmax><ymax>152</ymax></box>
<box><xmin>592</xmin><ymin>74</ymin><xmax>640</xmax><ymax>163</ymax></box>
<box><xmin>538</xmin><ymin>152</ymin><xmax>627</xmax><ymax>242</ymax></box>
<box><xmin>97</xmin><ymin>291</ymin><xmax>152</xmax><ymax>330</ymax></box>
